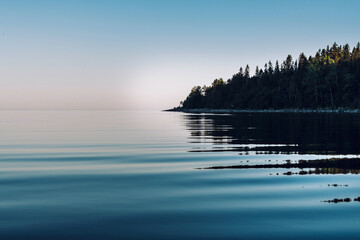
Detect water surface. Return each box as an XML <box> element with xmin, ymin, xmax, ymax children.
<box><xmin>0</xmin><ymin>110</ymin><xmax>359</xmax><ymax>239</ymax></box>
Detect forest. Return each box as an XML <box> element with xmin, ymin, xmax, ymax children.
<box><xmin>179</xmin><ymin>42</ymin><xmax>360</xmax><ymax>110</ymax></box>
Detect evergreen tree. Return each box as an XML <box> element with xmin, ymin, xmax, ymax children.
<box><xmin>274</xmin><ymin>60</ymin><xmax>280</xmax><ymax>75</ymax></box>
<box><xmin>245</xmin><ymin>65</ymin><xmax>250</xmax><ymax>78</ymax></box>
<box><xmin>180</xmin><ymin>42</ymin><xmax>360</xmax><ymax>110</ymax></box>
<box><xmin>255</xmin><ymin>66</ymin><xmax>260</xmax><ymax>77</ymax></box>
<box><xmin>268</xmin><ymin>61</ymin><xmax>273</xmax><ymax>75</ymax></box>
<box><xmin>239</xmin><ymin>67</ymin><xmax>244</xmax><ymax>76</ymax></box>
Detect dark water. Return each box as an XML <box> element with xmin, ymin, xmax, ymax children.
<box><xmin>0</xmin><ymin>110</ymin><xmax>360</xmax><ymax>239</ymax></box>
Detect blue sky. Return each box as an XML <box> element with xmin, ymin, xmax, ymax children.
<box><xmin>0</xmin><ymin>0</ymin><xmax>359</xmax><ymax>109</ymax></box>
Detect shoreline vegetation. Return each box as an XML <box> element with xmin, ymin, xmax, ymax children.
<box><xmin>173</xmin><ymin>42</ymin><xmax>360</xmax><ymax>111</ymax></box>
<box><xmin>165</xmin><ymin>107</ymin><xmax>360</xmax><ymax>114</ymax></box>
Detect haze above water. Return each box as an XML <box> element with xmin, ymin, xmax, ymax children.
<box><xmin>0</xmin><ymin>110</ymin><xmax>360</xmax><ymax>239</ymax></box>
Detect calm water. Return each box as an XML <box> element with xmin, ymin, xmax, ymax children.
<box><xmin>0</xmin><ymin>110</ymin><xmax>360</xmax><ymax>239</ymax></box>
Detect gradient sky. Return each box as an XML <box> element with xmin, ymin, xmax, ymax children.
<box><xmin>0</xmin><ymin>0</ymin><xmax>359</xmax><ymax>110</ymax></box>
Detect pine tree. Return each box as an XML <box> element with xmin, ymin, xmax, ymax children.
<box><xmin>239</xmin><ymin>67</ymin><xmax>244</xmax><ymax>77</ymax></box>
<box><xmin>255</xmin><ymin>66</ymin><xmax>260</xmax><ymax>77</ymax></box>
<box><xmin>274</xmin><ymin>60</ymin><xmax>280</xmax><ymax>75</ymax></box>
<box><xmin>245</xmin><ymin>65</ymin><xmax>250</xmax><ymax>78</ymax></box>
<box><xmin>180</xmin><ymin>42</ymin><xmax>360</xmax><ymax>110</ymax></box>
<box><xmin>268</xmin><ymin>61</ymin><xmax>273</xmax><ymax>75</ymax></box>
<box><xmin>298</xmin><ymin>53</ymin><xmax>308</xmax><ymax>69</ymax></box>
<box><xmin>343</xmin><ymin>44</ymin><xmax>351</xmax><ymax>62</ymax></box>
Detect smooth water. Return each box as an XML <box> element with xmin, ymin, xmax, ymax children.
<box><xmin>0</xmin><ymin>110</ymin><xmax>359</xmax><ymax>239</ymax></box>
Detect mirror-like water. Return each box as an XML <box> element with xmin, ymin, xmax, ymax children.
<box><xmin>0</xmin><ymin>110</ymin><xmax>359</xmax><ymax>239</ymax></box>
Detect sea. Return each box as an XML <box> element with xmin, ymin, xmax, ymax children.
<box><xmin>0</xmin><ymin>110</ymin><xmax>359</xmax><ymax>239</ymax></box>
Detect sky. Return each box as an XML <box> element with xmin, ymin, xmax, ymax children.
<box><xmin>0</xmin><ymin>0</ymin><xmax>359</xmax><ymax>110</ymax></box>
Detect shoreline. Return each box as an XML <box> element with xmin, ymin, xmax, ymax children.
<box><xmin>164</xmin><ymin>108</ymin><xmax>360</xmax><ymax>114</ymax></box>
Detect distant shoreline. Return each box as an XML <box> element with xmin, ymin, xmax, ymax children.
<box><xmin>164</xmin><ymin>108</ymin><xmax>360</xmax><ymax>114</ymax></box>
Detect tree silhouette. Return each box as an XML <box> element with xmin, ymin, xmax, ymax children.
<box><xmin>179</xmin><ymin>42</ymin><xmax>360</xmax><ymax>110</ymax></box>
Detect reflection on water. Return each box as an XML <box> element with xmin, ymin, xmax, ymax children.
<box><xmin>282</xmin><ymin>168</ymin><xmax>360</xmax><ymax>175</ymax></box>
<box><xmin>1</xmin><ymin>111</ymin><xmax>360</xmax><ymax>239</ymax></box>
<box><xmin>201</xmin><ymin>157</ymin><xmax>360</xmax><ymax>174</ymax></box>
<box><xmin>183</xmin><ymin>112</ymin><xmax>360</xmax><ymax>208</ymax></box>
<box><xmin>183</xmin><ymin>113</ymin><xmax>360</xmax><ymax>155</ymax></box>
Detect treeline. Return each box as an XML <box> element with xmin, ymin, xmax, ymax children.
<box><xmin>180</xmin><ymin>42</ymin><xmax>360</xmax><ymax>110</ymax></box>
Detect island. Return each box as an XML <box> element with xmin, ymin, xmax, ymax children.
<box><xmin>169</xmin><ymin>42</ymin><xmax>360</xmax><ymax>112</ymax></box>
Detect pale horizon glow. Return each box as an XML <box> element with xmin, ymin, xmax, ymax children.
<box><xmin>0</xmin><ymin>0</ymin><xmax>360</xmax><ymax>110</ymax></box>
